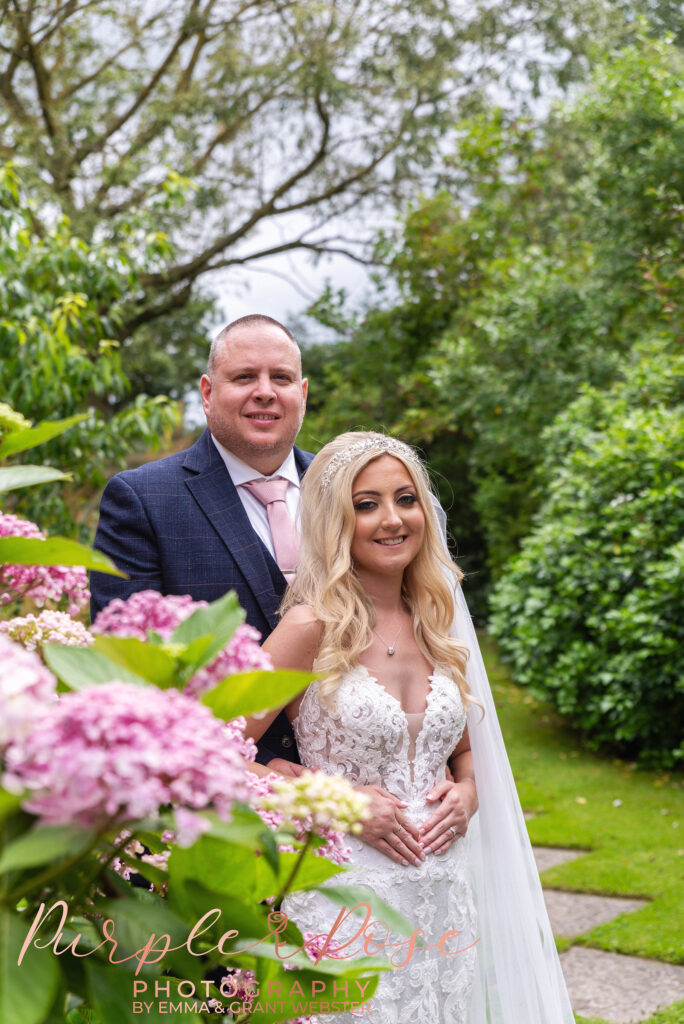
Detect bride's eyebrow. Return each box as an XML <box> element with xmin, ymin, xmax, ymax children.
<box><xmin>352</xmin><ymin>489</ymin><xmax>380</xmax><ymax>498</ymax></box>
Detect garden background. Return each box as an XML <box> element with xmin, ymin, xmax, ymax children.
<box><xmin>0</xmin><ymin>1</ymin><xmax>682</xmax><ymax>1021</ymax></box>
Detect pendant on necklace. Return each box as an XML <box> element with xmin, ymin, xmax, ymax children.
<box><xmin>387</xmin><ymin>646</ymin><xmax>395</xmax><ymax>656</ymax></box>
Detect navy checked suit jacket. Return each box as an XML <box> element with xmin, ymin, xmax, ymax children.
<box><xmin>90</xmin><ymin>429</ymin><xmax>314</xmax><ymax>762</ymax></box>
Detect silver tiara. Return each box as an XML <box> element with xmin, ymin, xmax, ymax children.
<box><xmin>320</xmin><ymin>437</ymin><xmax>420</xmax><ymax>489</ymax></box>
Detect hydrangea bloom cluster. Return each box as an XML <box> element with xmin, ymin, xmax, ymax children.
<box><xmin>0</xmin><ymin>635</ymin><xmax>57</xmax><ymax>753</ymax></box>
<box><xmin>246</xmin><ymin>771</ymin><xmax>356</xmax><ymax>866</ymax></box>
<box><xmin>4</xmin><ymin>681</ymin><xmax>247</xmax><ymax>828</ymax></box>
<box><xmin>91</xmin><ymin>589</ymin><xmax>272</xmax><ymax>697</ymax></box>
<box><xmin>0</xmin><ymin>512</ymin><xmax>90</xmax><ymax>614</ymax></box>
<box><xmin>0</xmin><ymin>402</ymin><xmax>31</xmax><ymax>432</ymax></box>
<box><xmin>0</xmin><ymin>610</ymin><xmax>93</xmax><ymax>651</ymax></box>
<box><xmin>259</xmin><ymin>770</ymin><xmax>370</xmax><ymax>836</ymax></box>
<box><xmin>213</xmin><ymin>969</ymin><xmax>315</xmax><ymax>1023</ymax></box>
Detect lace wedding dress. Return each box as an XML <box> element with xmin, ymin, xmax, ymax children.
<box><xmin>285</xmin><ymin>666</ymin><xmax>477</xmax><ymax>1023</ymax></box>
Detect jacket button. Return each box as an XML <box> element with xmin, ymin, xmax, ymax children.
<box><xmin>281</xmin><ymin>736</ymin><xmax>293</xmax><ymax>748</ymax></box>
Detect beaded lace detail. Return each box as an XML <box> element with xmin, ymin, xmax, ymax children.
<box><xmin>286</xmin><ymin>667</ymin><xmax>477</xmax><ymax>1024</ymax></box>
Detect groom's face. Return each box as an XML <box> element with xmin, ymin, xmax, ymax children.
<box><xmin>200</xmin><ymin>323</ymin><xmax>308</xmax><ymax>475</ymax></box>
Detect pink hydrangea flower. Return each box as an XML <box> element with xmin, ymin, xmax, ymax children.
<box><xmin>92</xmin><ymin>590</ymin><xmax>272</xmax><ymax>697</ymax></box>
<box><xmin>0</xmin><ymin>610</ymin><xmax>94</xmax><ymax>651</ymax></box>
<box><xmin>0</xmin><ymin>635</ymin><xmax>57</xmax><ymax>752</ymax></box>
<box><xmin>4</xmin><ymin>682</ymin><xmax>248</xmax><ymax>828</ymax></box>
<box><xmin>0</xmin><ymin>512</ymin><xmax>90</xmax><ymax>614</ymax></box>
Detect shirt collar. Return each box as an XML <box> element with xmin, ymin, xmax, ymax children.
<box><xmin>210</xmin><ymin>434</ymin><xmax>300</xmax><ymax>487</ymax></box>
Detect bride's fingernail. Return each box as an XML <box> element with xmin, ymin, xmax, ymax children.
<box><xmin>402</xmin><ymin>859</ymin><xmax>409</xmax><ymax>866</ymax></box>
<box><xmin>414</xmin><ymin>858</ymin><xmax>421</xmax><ymax>866</ymax></box>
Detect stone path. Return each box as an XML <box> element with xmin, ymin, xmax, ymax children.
<box><xmin>532</xmin><ymin>845</ymin><xmax>684</xmax><ymax>1023</ymax></box>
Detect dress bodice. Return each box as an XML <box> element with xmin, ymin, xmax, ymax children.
<box><xmin>293</xmin><ymin>667</ymin><xmax>467</xmax><ymax>806</ymax></box>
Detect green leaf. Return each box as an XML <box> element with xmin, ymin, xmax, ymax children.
<box><xmin>276</xmin><ymin>848</ymin><xmax>343</xmax><ymax>891</ymax></box>
<box><xmin>91</xmin><ymin>635</ymin><xmax>179</xmax><ymax>688</ymax></box>
<box><xmin>0</xmin><ymin>825</ymin><xmax>94</xmax><ymax>873</ymax></box>
<box><xmin>0</xmin><ymin>466</ymin><xmax>71</xmax><ymax>493</ymax></box>
<box><xmin>85</xmin><ymin>959</ymin><xmax>203</xmax><ymax>1024</ymax></box>
<box><xmin>314</xmin><ymin>884</ymin><xmax>416</xmax><ymax>938</ymax></box>
<box><xmin>93</xmin><ymin>891</ymin><xmax>201</xmax><ymax>981</ymax></box>
<box><xmin>0</xmin><ymin>414</ymin><xmax>86</xmax><ymax>458</ymax></box>
<box><xmin>0</xmin><ymin>908</ymin><xmax>61</xmax><ymax>1024</ymax></box>
<box><xmin>44</xmin><ymin>644</ymin><xmax>149</xmax><ymax>689</ymax></box>
<box><xmin>237</xmin><ymin>957</ymin><xmax>381</xmax><ymax>1023</ymax></box>
<box><xmin>202</xmin><ymin>669</ymin><xmax>314</xmax><ymax>720</ymax></box>
<box><xmin>167</xmin><ymin>880</ymin><xmax>272</xmax><ymax>949</ymax></box>
<box><xmin>168</xmin><ymin>837</ymin><xmax>278</xmax><ymax>908</ymax></box>
<box><xmin>0</xmin><ymin>537</ymin><xmax>125</xmax><ymax>575</ymax></box>
<box><xmin>169</xmin><ymin>590</ymin><xmax>244</xmax><ymax>670</ymax></box>
<box><xmin>0</xmin><ymin>789</ymin><xmax>22</xmax><ymax>826</ymax></box>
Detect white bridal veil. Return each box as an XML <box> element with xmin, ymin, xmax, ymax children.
<box><xmin>433</xmin><ymin>498</ymin><xmax>574</xmax><ymax>1022</ymax></box>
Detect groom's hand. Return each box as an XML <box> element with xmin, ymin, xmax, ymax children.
<box><xmin>266</xmin><ymin>758</ymin><xmax>307</xmax><ymax>778</ymax></box>
<box><xmin>355</xmin><ymin>784</ymin><xmax>424</xmax><ymax>868</ymax></box>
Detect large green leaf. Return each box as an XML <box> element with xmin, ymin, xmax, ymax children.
<box><xmin>168</xmin><ymin>836</ymin><xmax>278</xmax><ymax>909</ymax></box>
<box><xmin>167</xmin><ymin>881</ymin><xmax>272</xmax><ymax>948</ymax></box>
<box><xmin>169</xmin><ymin>589</ymin><xmax>244</xmax><ymax>670</ymax></box>
<box><xmin>0</xmin><ymin>414</ymin><xmax>86</xmax><ymax>458</ymax></box>
<box><xmin>0</xmin><ymin>824</ymin><xmax>94</xmax><ymax>873</ymax></box>
<box><xmin>91</xmin><ymin>635</ymin><xmax>179</xmax><ymax>687</ymax></box>
<box><xmin>202</xmin><ymin>669</ymin><xmax>314</xmax><ymax>720</ymax></box>
<box><xmin>0</xmin><ymin>537</ymin><xmax>124</xmax><ymax>575</ymax></box>
<box><xmin>313</xmin><ymin>884</ymin><xmax>416</xmax><ymax>938</ymax></box>
<box><xmin>0</xmin><ymin>465</ymin><xmax>70</xmax><ymax>493</ymax></box>
<box><xmin>240</xmin><ymin>957</ymin><xmax>382</xmax><ymax>1023</ymax></box>
<box><xmin>0</xmin><ymin>789</ymin><xmax>22</xmax><ymax>826</ymax></box>
<box><xmin>93</xmin><ymin>891</ymin><xmax>202</xmax><ymax>982</ymax></box>
<box><xmin>44</xmin><ymin>645</ymin><xmax>149</xmax><ymax>689</ymax></box>
<box><xmin>85</xmin><ymin>959</ymin><xmax>203</xmax><ymax>1024</ymax></box>
<box><xmin>0</xmin><ymin>908</ymin><xmax>61</xmax><ymax>1024</ymax></box>
<box><xmin>275</xmin><ymin>848</ymin><xmax>343</xmax><ymax>892</ymax></box>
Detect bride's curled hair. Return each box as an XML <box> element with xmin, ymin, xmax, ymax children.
<box><xmin>282</xmin><ymin>431</ymin><xmax>473</xmax><ymax>708</ymax></box>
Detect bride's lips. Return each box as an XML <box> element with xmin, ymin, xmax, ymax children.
<box><xmin>374</xmin><ymin>536</ymin><xmax>407</xmax><ymax>546</ymax></box>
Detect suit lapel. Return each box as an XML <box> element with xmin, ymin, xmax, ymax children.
<box><xmin>183</xmin><ymin>432</ymin><xmax>283</xmax><ymax>627</ymax></box>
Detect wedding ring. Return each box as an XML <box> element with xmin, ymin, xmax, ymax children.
<box><xmin>448</xmin><ymin>825</ymin><xmax>459</xmax><ymax>838</ymax></box>
<box><xmin>394</xmin><ymin>824</ymin><xmax>403</xmax><ymax>835</ymax></box>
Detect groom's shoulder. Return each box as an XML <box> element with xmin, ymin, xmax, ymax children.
<box><xmin>107</xmin><ymin>431</ymin><xmax>210</xmax><ymax>495</ymax></box>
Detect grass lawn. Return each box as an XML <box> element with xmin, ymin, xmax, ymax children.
<box><xmin>481</xmin><ymin>636</ymin><xmax>684</xmax><ymax>1024</ymax></box>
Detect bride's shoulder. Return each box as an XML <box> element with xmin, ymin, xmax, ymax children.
<box><xmin>280</xmin><ymin>604</ymin><xmax>320</xmax><ymax>627</ymax></box>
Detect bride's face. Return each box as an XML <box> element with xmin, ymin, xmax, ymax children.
<box><xmin>349</xmin><ymin>455</ymin><xmax>426</xmax><ymax>578</ymax></box>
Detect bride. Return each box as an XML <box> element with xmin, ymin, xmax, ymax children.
<box><xmin>246</xmin><ymin>431</ymin><xmax>574</xmax><ymax>1024</ymax></box>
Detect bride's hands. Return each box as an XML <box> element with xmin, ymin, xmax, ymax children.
<box><xmin>355</xmin><ymin>784</ymin><xmax>425</xmax><ymax>867</ymax></box>
<box><xmin>419</xmin><ymin>778</ymin><xmax>477</xmax><ymax>855</ymax></box>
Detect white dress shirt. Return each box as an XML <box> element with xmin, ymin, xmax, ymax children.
<box><xmin>210</xmin><ymin>435</ymin><xmax>300</xmax><ymax>560</ymax></box>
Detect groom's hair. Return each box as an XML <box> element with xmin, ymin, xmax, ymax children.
<box><xmin>207</xmin><ymin>314</ymin><xmax>300</xmax><ymax>377</ymax></box>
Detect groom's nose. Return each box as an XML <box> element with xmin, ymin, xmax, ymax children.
<box><xmin>253</xmin><ymin>372</ymin><xmax>277</xmax><ymax>400</ymax></box>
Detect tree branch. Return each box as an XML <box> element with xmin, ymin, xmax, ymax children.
<box><xmin>71</xmin><ymin>0</ymin><xmax>202</xmax><ymax>166</ymax></box>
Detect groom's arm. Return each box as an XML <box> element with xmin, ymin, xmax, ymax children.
<box><xmin>90</xmin><ymin>473</ymin><xmax>163</xmax><ymax>620</ymax></box>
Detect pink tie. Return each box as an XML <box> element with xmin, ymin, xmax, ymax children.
<box><xmin>242</xmin><ymin>477</ymin><xmax>300</xmax><ymax>577</ymax></box>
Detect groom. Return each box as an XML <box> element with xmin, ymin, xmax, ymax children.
<box><xmin>90</xmin><ymin>314</ymin><xmax>311</xmax><ymax>765</ymax></box>
<box><xmin>91</xmin><ymin>313</ymin><xmax>424</xmax><ymax>866</ymax></box>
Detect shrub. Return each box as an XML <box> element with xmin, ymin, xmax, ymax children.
<box><xmin>489</xmin><ymin>346</ymin><xmax>684</xmax><ymax>767</ymax></box>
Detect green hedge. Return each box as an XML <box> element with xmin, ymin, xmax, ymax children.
<box><xmin>489</xmin><ymin>347</ymin><xmax>684</xmax><ymax>767</ymax></box>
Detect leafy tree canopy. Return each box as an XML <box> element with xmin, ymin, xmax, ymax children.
<box><xmin>300</xmin><ymin>31</ymin><xmax>684</xmax><ymax>610</ymax></box>
<box><xmin>0</xmin><ymin>162</ymin><xmax>178</xmax><ymax>533</ymax></box>
<box><xmin>0</xmin><ymin>0</ymin><xmax>622</xmax><ymax>365</ymax></box>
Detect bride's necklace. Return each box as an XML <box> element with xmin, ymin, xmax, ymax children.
<box><xmin>373</xmin><ymin>617</ymin><xmax>404</xmax><ymax>656</ymax></box>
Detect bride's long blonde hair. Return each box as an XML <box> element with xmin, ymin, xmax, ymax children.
<box><xmin>282</xmin><ymin>431</ymin><xmax>473</xmax><ymax>707</ymax></box>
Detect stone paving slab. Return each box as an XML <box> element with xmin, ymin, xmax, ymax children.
<box><xmin>559</xmin><ymin>946</ymin><xmax>684</xmax><ymax>1023</ymax></box>
<box><xmin>533</xmin><ymin>845</ymin><xmax>583</xmax><ymax>873</ymax></box>
<box><xmin>543</xmin><ymin>889</ymin><xmax>648</xmax><ymax>938</ymax></box>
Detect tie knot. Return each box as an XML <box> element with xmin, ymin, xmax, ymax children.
<box><xmin>242</xmin><ymin>476</ymin><xmax>289</xmax><ymax>507</ymax></box>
